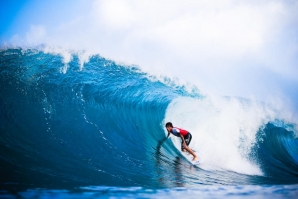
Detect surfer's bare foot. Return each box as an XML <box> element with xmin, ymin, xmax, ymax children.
<box><xmin>192</xmin><ymin>156</ymin><xmax>199</xmax><ymax>161</ymax></box>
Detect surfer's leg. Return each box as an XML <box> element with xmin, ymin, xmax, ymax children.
<box><xmin>181</xmin><ymin>142</ymin><xmax>187</xmax><ymax>152</ymax></box>
<box><xmin>183</xmin><ymin>133</ymin><xmax>198</xmax><ymax>161</ymax></box>
<box><xmin>185</xmin><ymin>133</ymin><xmax>192</xmax><ymax>146</ymax></box>
<box><xmin>182</xmin><ymin>134</ymin><xmax>190</xmax><ymax>153</ymax></box>
<box><xmin>182</xmin><ymin>133</ymin><xmax>192</xmax><ymax>152</ymax></box>
<box><xmin>183</xmin><ymin>145</ymin><xmax>198</xmax><ymax>161</ymax></box>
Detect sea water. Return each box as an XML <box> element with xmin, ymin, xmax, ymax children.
<box><xmin>0</xmin><ymin>48</ymin><xmax>297</xmax><ymax>198</ymax></box>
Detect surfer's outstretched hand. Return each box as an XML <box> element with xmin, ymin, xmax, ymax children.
<box><xmin>158</xmin><ymin>137</ymin><xmax>167</xmax><ymax>145</ymax></box>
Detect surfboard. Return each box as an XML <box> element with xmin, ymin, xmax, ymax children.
<box><xmin>192</xmin><ymin>160</ymin><xmax>201</xmax><ymax>165</ymax></box>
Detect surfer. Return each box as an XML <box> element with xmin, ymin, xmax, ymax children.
<box><xmin>165</xmin><ymin>122</ymin><xmax>198</xmax><ymax>161</ymax></box>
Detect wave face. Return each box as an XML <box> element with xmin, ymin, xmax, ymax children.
<box><xmin>253</xmin><ymin>123</ymin><xmax>298</xmax><ymax>182</ymax></box>
<box><xmin>0</xmin><ymin>48</ymin><xmax>297</xmax><ymax>191</ymax></box>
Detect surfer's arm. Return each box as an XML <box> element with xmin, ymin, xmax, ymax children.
<box><xmin>180</xmin><ymin>134</ymin><xmax>186</xmax><ymax>146</ymax></box>
<box><xmin>167</xmin><ymin>132</ymin><xmax>171</xmax><ymax>138</ymax></box>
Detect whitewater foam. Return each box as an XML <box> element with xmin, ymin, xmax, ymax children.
<box><xmin>164</xmin><ymin>95</ymin><xmax>296</xmax><ymax>175</ymax></box>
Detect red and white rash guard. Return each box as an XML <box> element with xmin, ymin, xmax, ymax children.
<box><xmin>171</xmin><ymin>127</ymin><xmax>189</xmax><ymax>137</ymax></box>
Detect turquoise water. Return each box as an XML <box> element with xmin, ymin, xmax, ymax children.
<box><xmin>2</xmin><ymin>185</ymin><xmax>298</xmax><ymax>198</ymax></box>
<box><xmin>0</xmin><ymin>48</ymin><xmax>297</xmax><ymax>198</ymax></box>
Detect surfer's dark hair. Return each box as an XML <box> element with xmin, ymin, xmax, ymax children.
<box><xmin>165</xmin><ymin>122</ymin><xmax>173</xmax><ymax>128</ymax></box>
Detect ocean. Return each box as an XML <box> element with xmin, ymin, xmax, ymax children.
<box><xmin>0</xmin><ymin>48</ymin><xmax>297</xmax><ymax>198</ymax></box>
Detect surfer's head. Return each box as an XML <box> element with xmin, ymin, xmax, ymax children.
<box><xmin>165</xmin><ymin>122</ymin><xmax>173</xmax><ymax>132</ymax></box>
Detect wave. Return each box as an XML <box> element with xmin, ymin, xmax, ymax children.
<box><xmin>0</xmin><ymin>48</ymin><xmax>297</xmax><ymax>190</ymax></box>
<box><xmin>165</xmin><ymin>97</ymin><xmax>298</xmax><ymax>182</ymax></box>
<box><xmin>253</xmin><ymin>123</ymin><xmax>298</xmax><ymax>182</ymax></box>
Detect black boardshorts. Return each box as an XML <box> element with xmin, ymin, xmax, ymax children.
<box><xmin>181</xmin><ymin>132</ymin><xmax>192</xmax><ymax>150</ymax></box>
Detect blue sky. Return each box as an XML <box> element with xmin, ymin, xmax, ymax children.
<box><xmin>0</xmin><ymin>0</ymin><xmax>27</xmax><ymax>39</ymax></box>
<box><xmin>0</xmin><ymin>0</ymin><xmax>87</xmax><ymax>41</ymax></box>
<box><xmin>1</xmin><ymin>0</ymin><xmax>298</xmax><ymax>111</ymax></box>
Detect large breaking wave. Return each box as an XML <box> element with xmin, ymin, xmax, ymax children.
<box><xmin>0</xmin><ymin>48</ymin><xmax>297</xmax><ymax>190</ymax></box>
